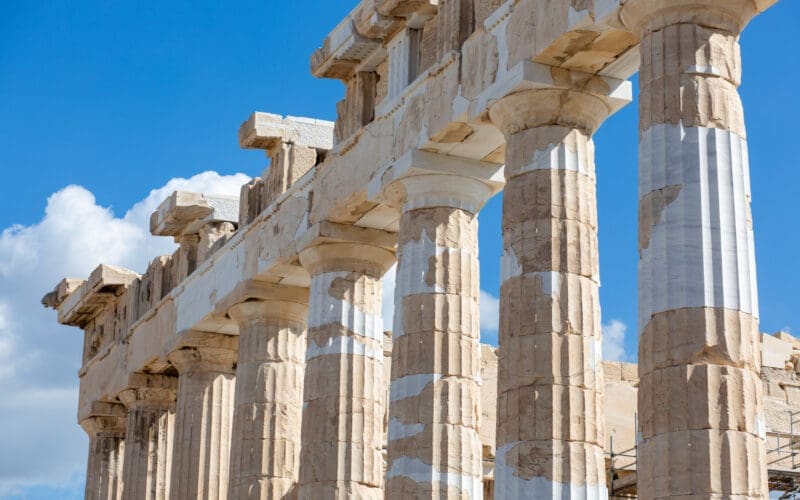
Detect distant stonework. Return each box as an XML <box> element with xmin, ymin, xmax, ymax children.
<box><xmin>43</xmin><ymin>0</ymin><xmax>784</xmax><ymax>498</ymax></box>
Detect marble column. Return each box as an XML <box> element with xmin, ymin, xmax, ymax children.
<box><xmin>227</xmin><ymin>288</ymin><xmax>308</xmax><ymax>499</ymax></box>
<box><xmin>489</xmin><ymin>88</ymin><xmax>618</xmax><ymax>498</ymax></box>
<box><xmin>82</xmin><ymin>404</ymin><xmax>127</xmax><ymax>500</ymax></box>
<box><xmin>297</xmin><ymin>242</ymin><xmax>395</xmax><ymax>499</ymax></box>
<box><xmin>168</xmin><ymin>343</ymin><xmax>237</xmax><ymax>500</ymax></box>
<box><xmin>384</xmin><ymin>171</ymin><xmax>494</xmax><ymax>499</ymax></box>
<box><xmin>620</xmin><ymin>1</ymin><xmax>774</xmax><ymax>497</ymax></box>
<box><xmin>118</xmin><ymin>374</ymin><xmax>177</xmax><ymax>500</ymax></box>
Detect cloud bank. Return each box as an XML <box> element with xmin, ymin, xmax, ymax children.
<box><xmin>0</xmin><ymin>171</ymin><xmax>249</xmax><ymax>496</ymax></box>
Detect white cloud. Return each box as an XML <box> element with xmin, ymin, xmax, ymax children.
<box><xmin>479</xmin><ymin>290</ymin><xmax>500</xmax><ymax>346</ymax></box>
<box><xmin>602</xmin><ymin>319</ymin><xmax>629</xmax><ymax>362</ymax></box>
<box><xmin>0</xmin><ymin>171</ymin><xmax>248</xmax><ymax>495</ymax></box>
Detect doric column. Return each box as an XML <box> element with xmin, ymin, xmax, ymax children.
<box><xmin>226</xmin><ymin>285</ymin><xmax>309</xmax><ymax>499</ymax></box>
<box><xmin>489</xmin><ymin>83</ymin><xmax>626</xmax><ymax>498</ymax></box>
<box><xmin>383</xmin><ymin>151</ymin><xmax>499</xmax><ymax>499</ymax></box>
<box><xmin>168</xmin><ymin>340</ymin><xmax>237</xmax><ymax>500</ymax></box>
<box><xmin>620</xmin><ymin>1</ymin><xmax>775</xmax><ymax>497</ymax></box>
<box><xmin>118</xmin><ymin>374</ymin><xmax>177</xmax><ymax>500</ymax></box>
<box><xmin>81</xmin><ymin>403</ymin><xmax>127</xmax><ymax>500</ymax></box>
<box><xmin>297</xmin><ymin>239</ymin><xmax>395</xmax><ymax>499</ymax></box>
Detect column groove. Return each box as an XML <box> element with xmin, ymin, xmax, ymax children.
<box><xmin>168</xmin><ymin>345</ymin><xmax>237</xmax><ymax>500</ymax></box>
<box><xmin>228</xmin><ymin>295</ymin><xmax>307</xmax><ymax>499</ymax></box>
<box><xmin>621</xmin><ymin>1</ymin><xmax>770</xmax><ymax>496</ymax></box>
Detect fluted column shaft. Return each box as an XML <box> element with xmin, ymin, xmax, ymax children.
<box><xmin>168</xmin><ymin>344</ymin><xmax>237</xmax><ymax>500</ymax></box>
<box><xmin>119</xmin><ymin>374</ymin><xmax>177</xmax><ymax>500</ymax></box>
<box><xmin>489</xmin><ymin>89</ymin><xmax>613</xmax><ymax>499</ymax></box>
<box><xmin>82</xmin><ymin>413</ymin><xmax>127</xmax><ymax>500</ymax></box>
<box><xmin>228</xmin><ymin>293</ymin><xmax>308</xmax><ymax>499</ymax></box>
<box><xmin>297</xmin><ymin>242</ymin><xmax>394</xmax><ymax>499</ymax></box>
<box><xmin>621</xmin><ymin>2</ymin><xmax>771</xmax><ymax>497</ymax></box>
<box><xmin>385</xmin><ymin>173</ymin><xmax>492</xmax><ymax>499</ymax></box>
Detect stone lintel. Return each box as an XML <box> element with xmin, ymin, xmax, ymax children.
<box><xmin>238</xmin><ymin>112</ymin><xmax>334</xmax><ymax>154</ymax></box>
<box><xmin>213</xmin><ymin>279</ymin><xmax>309</xmax><ymax>319</ymax></box>
<box><xmin>57</xmin><ymin>265</ymin><xmax>139</xmax><ymax>328</ymax></box>
<box><xmin>310</xmin><ymin>17</ymin><xmax>384</xmax><ymax>80</ymax></box>
<box><xmin>150</xmin><ymin>191</ymin><xmax>239</xmax><ymax>238</ymax></box>
<box><xmin>369</xmin><ymin>149</ymin><xmax>505</xmax><ymax>204</ymax></box>
<box><xmin>484</xmin><ymin>61</ymin><xmax>632</xmax><ymax>120</ymax></box>
<box><xmin>41</xmin><ymin>277</ymin><xmax>85</xmax><ymax>310</ymax></box>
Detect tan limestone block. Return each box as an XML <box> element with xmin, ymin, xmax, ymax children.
<box><xmin>401</xmin><ymin>293</ymin><xmax>480</xmax><ymax>337</ymax></box>
<box><xmin>639</xmin><ymin>308</ymin><xmax>762</xmax><ymax>375</ymax></box>
<box><xmin>392</xmin><ymin>330</ymin><xmax>481</xmax><ymax>380</ymax></box>
<box><xmin>499</xmin><ymin>332</ymin><xmax>602</xmax><ymax>391</ymax></box>
<box><xmin>497</xmin><ymin>384</ymin><xmax>603</xmax><ymax>446</ymax></box>
<box><xmin>500</xmin><ymin>274</ymin><xmax>601</xmax><ymax>337</ymax></box>
<box><xmin>389</xmin><ymin>376</ymin><xmax>482</xmax><ymax>432</ymax></box>
<box><xmin>502</xmin><ymin>167</ymin><xmax>598</xmax><ymax>225</ymax></box>
<box><xmin>638</xmin><ymin>364</ymin><xmax>763</xmax><ymax>440</ymax></box>
<box><xmin>490</xmin><ymin>89</ymin><xmax>611</xmax><ymax>137</ymax></box>
<box><xmin>303</xmin><ymin>355</ymin><xmax>385</xmax><ymax>404</ymax></box>
<box><xmin>637</xmin><ymin>429</ymin><xmax>767</xmax><ymax>498</ymax></box>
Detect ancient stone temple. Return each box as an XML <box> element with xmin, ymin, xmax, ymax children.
<box><xmin>43</xmin><ymin>0</ymin><xmax>796</xmax><ymax>498</ymax></box>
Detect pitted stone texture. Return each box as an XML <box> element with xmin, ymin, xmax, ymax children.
<box><xmin>297</xmin><ymin>247</ymin><xmax>391</xmax><ymax>500</ymax></box>
<box><xmin>494</xmin><ymin>440</ymin><xmax>606</xmax><ymax>498</ymax></box>
<box><xmin>639</xmin><ymin>308</ymin><xmax>762</xmax><ymax>375</ymax></box>
<box><xmin>496</xmin><ymin>124</ymin><xmax>605</xmax><ymax>498</ymax></box>
<box><xmin>83</xmin><ymin>415</ymin><xmax>127</xmax><ymax>500</ymax></box>
<box><xmin>635</xmin><ymin>3</ymin><xmax>767</xmax><ymax>496</ymax></box>
<box><xmin>169</xmin><ymin>347</ymin><xmax>236</xmax><ymax>500</ymax></box>
<box><xmin>637</xmin><ymin>429</ymin><xmax>767</xmax><ymax>498</ymax></box>
<box><xmin>639</xmin><ymin>362</ymin><xmax>763</xmax><ymax>439</ymax></box>
<box><xmin>227</xmin><ymin>300</ymin><xmax>308</xmax><ymax>500</ymax></box>
<box><xmin>639</xmin><ymin>23</ymin><xmax>745</xmax><ymax>136</ymax></box>
<box><xmin>119</xmin><ymin>375</ymin><xmax>177</xmax><ymax>500</ymax></box>
<box><xmin>387</xmin><ymin>204</ymin><xmax>482</xmax><ymax>500</ymax></box>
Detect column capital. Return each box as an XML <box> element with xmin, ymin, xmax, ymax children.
<box><xmin>168</xmin><ymin>344</ymin><xmax>237</xmax><ymax>375</ymax></box>
<box><xmin>214</xmin><ymin>280</ymin><xmax>309</xmax><ymax>323</ymax></box>
<box><xmin>377</xmin><ymin>149</ymin><xmax>504</xmax><ymax>214</ymax></box>
<box><xmin>487</xmin><ymin>63</ymin><xmax>632</xmax><ymax>136</ymax></box>
<box><xmin>299</xmin><ymin>241</ymin><xmax>395</xmax><ymax>278</ymax></box>
<box><xmin>489</xmin><ymin>89</ymin><xmax>606</xmax><ymax>137</ymax></box>
<box><xmin>80</xmin><ymin>405</ymin><xmax>127</xmax><ymax>438</ymax></box>
<box><xmin>296</xmin><ymin>222</ymin><xmax>396</xmax><ymax>277</ymax></box>
<box><xmin>118</xmin><ymin>373</ymin><xmax>178</xmax><ymax>411</ymax></box>
<box><xmin>228</xmin><ymin>299</ymin><xmax>308</xmax><ymax>325</ymax></box>
<box><xmin>620</xmin><ymin>0</ymin><xmax>777</xmax><ymax>35</ymax></box>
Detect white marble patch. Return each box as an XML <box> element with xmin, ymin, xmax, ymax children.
<box><xmin>306</xmin><ymin>336</ymin><xmax>384</xmax><ymax>361</ymax></box>
<box><xmin>639</xmin><ymin>123</ymin><xmax>759</xmax><ymax>332</ymax></box>
<box><xmin>494</xmin><ymin>443</ymin><xmax>608</xmax><ymax>500</ymax></box>
<box><xmin>387</xmin><ymin>456</ymin><xmax>482</xmax><ymax>499</ymax></box>
<box><xmin>389</xmin><ymin>373</ymin><xmax>442</xmax><ymax>402</ymax></box>
<box><xmin>308</xmin><ymin>271</ymin><xmax>384</xmax><ymax>342</ymax></box>
<box><xmin>388</xmin><ymin>417</ymin><xmax>425</xmax><ymax>441</ymax></box>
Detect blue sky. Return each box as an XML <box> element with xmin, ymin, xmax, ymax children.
<box><xmin>1</xmin><ymin>1</ymin><xmax>798</xmax><ymax>497</ymax></box>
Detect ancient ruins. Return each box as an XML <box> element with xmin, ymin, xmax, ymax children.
<box><xmin>43</xmin><ymin>0</ymin><xmax>794</xmax><ymax>498</ymax></box>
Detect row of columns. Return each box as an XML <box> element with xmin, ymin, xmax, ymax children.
<box><xmin>82</xmin><ymin>1</ymin><xmax>769</xmax><ymax>498</ymax></box>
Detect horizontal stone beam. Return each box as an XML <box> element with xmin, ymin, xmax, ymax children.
<box><xmin>150</xmin><ymin>191</ymin><xmax>239</xmax><ymax>237</ymax></box>
<box><xmin>55</xmin><ymin>265</ymin><xmax>139</xmax><ymax>328</ymax></box>
<box><xmin>238</xmin><ymin>113</ymin><xmax>334</xmax><ymax>153</ymax></box>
